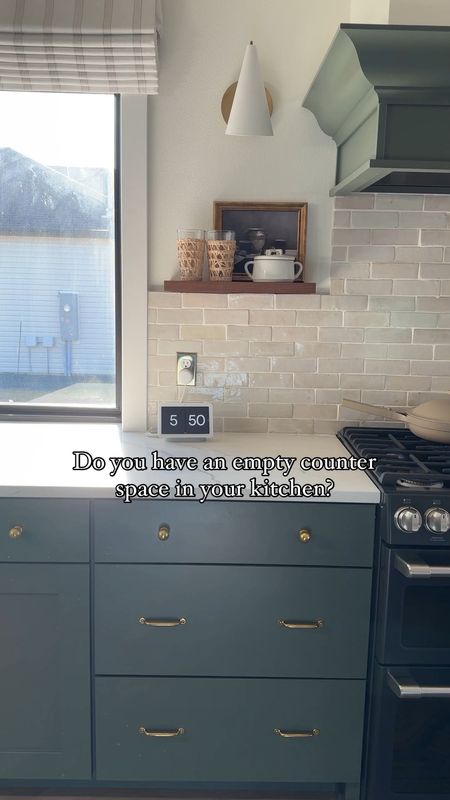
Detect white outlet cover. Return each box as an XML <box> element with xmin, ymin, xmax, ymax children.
<box><xmin>177</xmin><ymin>352</ymin><xmax>197</xmax><ymax>386</ymax></box>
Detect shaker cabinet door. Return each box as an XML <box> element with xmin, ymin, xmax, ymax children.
<box><xmin>0</xmin><ymin>564</ymin><xmax>91</xmax><ymax>779</ymax></box>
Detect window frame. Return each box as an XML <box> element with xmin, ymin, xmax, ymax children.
<box><xmin>119</xmin><ymin>95</ymin><xmax>148</xmax><ymax>432</ymax></box>
<box><xmin>0</xmin><ymin>93</ymin><xmax>148</xmax><ymax>426</ymax></box>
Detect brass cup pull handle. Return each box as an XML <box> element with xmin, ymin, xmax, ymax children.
<box><xmin>274</xmin><ymin>728</ymin><xmax>320</xmax><ymax>738</ymax></box>
<box><xmin>139</xmin><ymin>617</ymin><xmax>187</xmax><ymax>627</ymax></box>
<box><xmin>138</xmin><ymin>726</ymin><xmax>184</xmax><ymax>738</ymax></box>
<box><xmin>8</xmin><ymin>525</ymin><xmax>23</xmax><ymax>539</ymax></box>
<box><xmin>278</xmin><ymin>618</ymin><xmax>324</xmax><ymax>629</ymax></box>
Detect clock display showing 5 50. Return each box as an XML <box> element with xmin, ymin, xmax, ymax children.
<box><xmin>158</xmin><ymin>403</ymin><xmax>213</xmax><ymax>439</ymax></box>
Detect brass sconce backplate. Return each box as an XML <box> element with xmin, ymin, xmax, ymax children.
<box><xmin>221</xmin><ymin>81</ymin><xmax>273</xmax><ymax>124</ymax></box>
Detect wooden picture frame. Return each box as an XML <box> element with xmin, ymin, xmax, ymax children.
<box><xmin>213</xmin><ymin>201</ymin><xmax>307</xmax><ymax>280</ymax></box>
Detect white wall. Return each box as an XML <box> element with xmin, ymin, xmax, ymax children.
<box><xmin>350</xmin><ymin>0</ymin><xmax>450</xmax><ymax>25</ymax></box>
<box><xmin>389</xmin><ymin>0</ymin><xmax>450</xmax><ymax>24</ymax></box>
<box><xmin>350</xmin><ymin>0</ymin><xmax>390</xmax><ymax>23</ymax></box>
<box><xmin>148</xmin><ymin>0</ymin><xmax>351</xmax><ymax>292</ymax></box>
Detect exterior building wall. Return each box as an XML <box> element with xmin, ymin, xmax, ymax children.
<box><xmin>0</xmin><ymin>236</ymin><xmax>115</xmax><ymax>377</ymax></box>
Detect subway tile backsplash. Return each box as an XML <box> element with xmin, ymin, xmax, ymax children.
<box><xmin>148</xmin><ymin>193</ymin><xmax>450</xmax><ymax>434</ymax></box>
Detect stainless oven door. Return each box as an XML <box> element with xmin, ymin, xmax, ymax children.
<box><xmin>376</xmin><ymin>546</ymin><xmax>450</xmax><ymax>665</ymax></box>
<box><xmin>364</xmin><ymin>665</ymin><xmax>450</xmax><ymax>800</ymax></box>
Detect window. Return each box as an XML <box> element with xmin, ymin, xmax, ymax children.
<box><xmin>0</xmin><ymin>91</ymin><xmax>119</xmax><ymax>417</ymax></box>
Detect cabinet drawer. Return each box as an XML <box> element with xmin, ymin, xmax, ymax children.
<box><xmin>94</xmin><ymin>500</ymin><xmax>375</xmax><ymax>566</ymax></box>
<box><xmin>95</xmin><ymin>677</ymin><xmax>366</xmax><ymax>783</ymax></box>
<box><xmin>0</xmin><ymin>500</ymin><xmax>89</xmax><ymax>562</ymax></box>
<box><xmin>95</xmin><ymin>564</ymin><xmax>372</xmax><ymax>678</ymax></box>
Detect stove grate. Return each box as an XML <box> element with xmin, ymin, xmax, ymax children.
<box><xmin>338</xmin><ymin>426</ymin><xmax>450</xmax><ymax>489</ymax></box>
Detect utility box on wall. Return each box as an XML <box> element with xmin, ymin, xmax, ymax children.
<box><xmin>59</xmin><ymin>292</ymin><xmax>79</xmax><ymax>341</ymax></box>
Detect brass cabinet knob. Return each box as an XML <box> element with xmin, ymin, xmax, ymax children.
<box><xmin>298</xmin><ymin>529</ymin><xmax>311</xmax><ymax>543</ymax></box>
<box><xmin>158</xmin><ymin>524</ymin><xmax>170</xmax><ymax>541</ymax></box>
<box><xmin>8</xmin><ymin>525</ymin><xmax>23</xmax><ymax>539</ymax></box>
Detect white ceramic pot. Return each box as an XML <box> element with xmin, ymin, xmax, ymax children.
<box><xmin>244</xmin><ymin>254</ymin><xmax>303</xmax><ymax>282</ymax></box>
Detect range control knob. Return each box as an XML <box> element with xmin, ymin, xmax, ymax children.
<box><xmin>394</xmin><ymin>506</ymin><xmax>422</xmax><ymax>533</ymax></box>
<box><xmin>424</xmin><ymin>507</ymin><xmax>450</xmax><ymax>534</ymax></box>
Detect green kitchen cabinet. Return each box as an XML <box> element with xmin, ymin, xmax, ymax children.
<box><xmin>95</xmin><ymin>563</ymin><xmax>372</xmax><ymax>678</ymax></box>
<box><xmin>94</xmin><ymin>500</ymin><xmax>375</xmax><ymax>566</ymax></box>
<box><xmin>0</xmin><ymin>563</ymin><xmax>91</xmax><ymax>779</ymax></box>
<box><xmin>96</xmin><ymin>676</ymin><xmax>366</xmax><ymax>783</ymax></box>
<box><xmin>0</xmin><ymin>499</ymin><xmax>89</xmax><ymax>563</ymax></box>
<box><xmin>93</xmin><ymin>499</ymin><xmax>375</xmax><ymax>797</ymax></box>
<box><xmin>0</xmin><ymin>496</ymin><xmax>375</xmax><ymax>797</ymax></box>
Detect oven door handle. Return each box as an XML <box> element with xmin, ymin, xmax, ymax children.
<box><xmin>388</xmin><ymin>672</ymin><xmax>450</xmax><ymax>699</ymax></box>
<box><xmin>395</xmin><ymin>554</ymin><xmax>450</xmax><ymax>578</ymax></box>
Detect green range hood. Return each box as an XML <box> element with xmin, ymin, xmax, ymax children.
<box><xmin>303</xmin><ymin>24</ymin><xmax>450</xmax><ymax>195</ymax></box>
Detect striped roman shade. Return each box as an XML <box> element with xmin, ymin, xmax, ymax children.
<box><xmin>0</xmin><ymin>0</ymin><xmax>161</xmax><ymax>94</ymax></box>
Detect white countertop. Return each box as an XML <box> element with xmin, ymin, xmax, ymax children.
<box><xmin>0</xmin><ymin>423</ymin><xmax>379</xmax><ymax>503</ymax></box>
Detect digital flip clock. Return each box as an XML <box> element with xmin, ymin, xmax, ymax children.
<box><xmin>158</xmin><ymin>403</ymin><xmax>213</xmax><ymax>440</ymax></box>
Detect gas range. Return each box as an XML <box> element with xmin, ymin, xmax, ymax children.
<box><xmin>337</xmin><ymin>426</ymin><xmax>450</xmax><ymax>546</ymax></box>
<box><xmin>338</xmin><ymin>426</ymin><xmax>450</xmax><ymax>800</ymax></box>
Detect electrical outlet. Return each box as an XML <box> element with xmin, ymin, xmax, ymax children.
<box><xmin>177</xmin><ymin>352</ymin><xmax>197</xmax><ymax>386</ymax></box>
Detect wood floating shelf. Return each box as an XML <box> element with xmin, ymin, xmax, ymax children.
<box><xmin>164</xmin><ymin>280</ymin><xmax>316</xmax><ymax>294</ymax></box>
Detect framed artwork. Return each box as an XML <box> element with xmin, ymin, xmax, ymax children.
<box><xmin>213</xmin><ymin>201</ymin><xmax>307</xmax><ymax>279</ymax></box>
